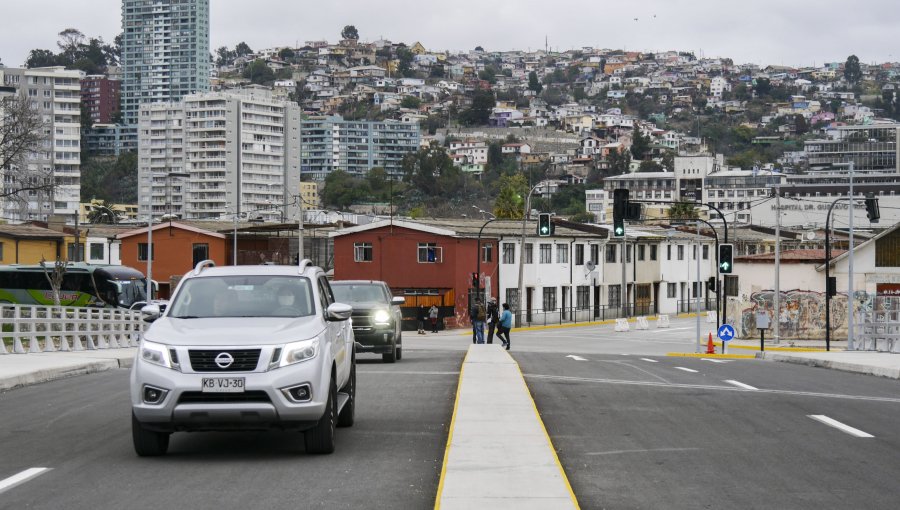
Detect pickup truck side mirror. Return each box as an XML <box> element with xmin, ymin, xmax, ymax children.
<box><xmin>327</xmin><ymin>302</ymin><xmax>353</xmax><ymax>321</ymax></box>
<box><xmin>140</xmin><ymin>304</ymin><xmax>161</xmax><ymax>323</ymax></box>
<box><xmin>391</xmin><ymin>296</ymin><xmax>406</xmax><ymax>305</ymax></box>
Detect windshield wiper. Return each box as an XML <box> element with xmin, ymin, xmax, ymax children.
<box><xmin>171</xmin><ymin>315</ymin><xmax>200</xmax><ymax>319</ymax></box>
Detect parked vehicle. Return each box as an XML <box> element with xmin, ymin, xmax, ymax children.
<box><xmin>0</xmin><ymin>262</ymin><xmax>148</xmax><ymax>309</ymax></box>
<box><xmin>330</xmin><ymin>280</ymin><xmax>404</xmax><ymax>363</ymax></box>
<box><xmin>130</xmin><ymin>260</ymin><xmax>355</xmax><ymax>456</ymax></box>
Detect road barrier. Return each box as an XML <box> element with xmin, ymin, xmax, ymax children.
<box><xmin>1</xmin><ymin>305</ymin><xmax>145</xmax><ymax>354</ymax></box>
<box><xmin>614</xmin><ymin>318</ymin><xmax>630</xmax><ymax>332</ymax></box>
<box><xmin>657</xmin><ymin>315</ymin><xmax>670</xmax><ymax>328</ymax></box>
<box><xmin>636</xmin><ymin>317</ymin><xmax>649</xmax><ymax>330</ymax></box>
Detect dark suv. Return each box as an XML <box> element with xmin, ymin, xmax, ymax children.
<box><xmin>330</xmin><ymin>280</ymin><xmax>404</xmax><ymax>363</ymax></box>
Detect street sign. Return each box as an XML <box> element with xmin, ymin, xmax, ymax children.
<box><xmin>717</xmin><ymin>324</ymin><xmax>735</xmax><ymax>342</ymax></box>
<box><xmin>756</xmin><ymin>313</ymin><xmax>770</xmax><ymax>330</ymax></box>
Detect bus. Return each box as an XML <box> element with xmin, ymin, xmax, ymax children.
<box><xmin>0</xmin><ymin>263</ymin><xmax>150</xmax><ymax>309</ymax></box>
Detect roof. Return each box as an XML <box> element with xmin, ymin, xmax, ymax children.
<box><xmin>117</xmin><ymin>221</ymin><xmax>227</xmax><ymax>240</ymax></box>
<box><xmin>817</xmin><ymin>221</ymin><xmax>900</xmax><ymax>271</ymax></box>
<box><xmin>330</xmin><ymin>218</ymin><xmax>606</xmax><ymax>240</ymax></box>
<box><xmin>0</xmin><ymin>224</ymin><xmax>65</xmax><ymax>240</ymax></box>
<box><xmin>736</xmin><ymin>249</ymin><xmax>843</xmax><ymax>263</ymax></box>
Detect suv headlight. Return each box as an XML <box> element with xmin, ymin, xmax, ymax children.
<box><xmin>139</xmin><ymin>339</ymin><xmax>176</xmax><ymax>370</ymax></box>
<box><xmin>271</xmin><ymin>338</ymin><xmax>320</xmax><ymax>369</ymax></box>
<box><xmin>373</xmin><ymin>309</ymin><xmax>391</xmax><ymax>325</ymax></box>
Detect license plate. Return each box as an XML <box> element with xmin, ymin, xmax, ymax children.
<box><xmin>201</xmin><ymin>377</ymin><xmax>245</xmax><ymax>393</ymax></box>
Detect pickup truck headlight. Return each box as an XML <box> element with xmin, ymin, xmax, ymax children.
<box><xmin>272</xmin><ymin>338</ymin><xmax>319</xmax><ymax>369</ymax></box>
<box><xmin>139</xmin><ymin>339</ymin><xmax>176</xmax><ymax>370</ymax></box>
<box><xmin>373</xmin><ymin>309</ymin><xmax>391</xmax><ymax>325</ymax></box>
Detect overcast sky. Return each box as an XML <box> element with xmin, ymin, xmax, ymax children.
<box><xmin>1</xmin><ymin>0</ymin><xmax>897</xmax><ymax>68</ymax></box>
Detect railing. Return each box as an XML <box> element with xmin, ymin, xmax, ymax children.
<box><xmin>677</xmin><ymin>299</ymin><xmax>711</xmax><ymax>314</ymax></box>
<box><xmin>517</xmin><ymin>303</ymin><xmax>656</xmax><ymax>328</ymax></box>
<box><xmin>855</xmin><ymin>311</ymin><xmax>900</xmax><ymax>353</ymax></box>
<box><xmin>1</xmin><ymin>305</ymin><xmax>145</xmax><ymax>354</ymax></box>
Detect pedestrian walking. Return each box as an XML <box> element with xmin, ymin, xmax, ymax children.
<box><xmin>428</xmin><ymin>304</ymin><xmax>439</xmax><ymax>333</ymax></box>
<box><xmin>416</xmin><ymin>305</ymin><xmax>427</xmax><ymax>334</ymax></box>
<box><xmin>486</xmin><ymin>298</ymin><xmax>499</xmax><ymax>344</ymax></box>
<box><xmin>497</xmin><ymin>302</ymin><xmax>513</xmax><ymax>350</ymax></box>
<box><xmin>472</xmin><ymin>299</ymin><xmax>486</xmax><ymax>344</ymax></box>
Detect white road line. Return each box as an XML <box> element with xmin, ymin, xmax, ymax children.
<box><xmin>808</xmin><ymin>415</ymin><xmax>874</xmax><ymax>438</ymax></box>
<box><xmin>725</xmin><ymin>380</ymin><xmax>759</xmax><ymax>390</ymax></box>
<box><xmin>566</xmin><ymin>355</ymin><xmax>588</xmax><ymax>361</ymax></box>
<box><xmin>701</xmin><ymin>358</ymin><xmax>730</xmax><ymax>364</ymax></box>
<box><xmin>639</xmin><ymin>358</ymin><xmax>658</xmax><ymax>363</ymax></box>
<box><xmin>675</xmin><ymin>367</ymin><xmax>698</xmax><ymax>373</ymax></box>
<box><xmin>0</xmin><ymin>468</ymin><xmax>51</xmax><ymax>494</ymax></box>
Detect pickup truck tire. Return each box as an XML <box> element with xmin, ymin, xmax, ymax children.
<box><xmin>396</xmin><ymin>333</ymin><xmax>402</xmax><ymax>360</ymax></box>
<box><xmin>382</xmin><ymin>342</ymin><xmax>397</xmax><ymax>363</ymax></box>
<box><xmin>132</xmin><ymin>412</ymin><xmax>169</xmax><ymax>456</ymax></box>
<box><xmin>304</xmin><ymin>375</ymin><xmax>336</xmax><ymax>454</ymax></box>
<box><xmin>337</xmin><ymin>356</ymin><xmax>355</xmax><ymax>428</ymax></box>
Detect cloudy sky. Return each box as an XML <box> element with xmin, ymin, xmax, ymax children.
<box><xmin>1</xmin><ymin>0</ymin><xmax>897</xmax><ymax>68</ymax></box>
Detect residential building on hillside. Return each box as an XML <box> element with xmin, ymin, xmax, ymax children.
<box><xmin>1</xmin><ymin>66</ymin><xmax>84</xmax><ymax>223</ymax></box>
<box><xmin>80</xmin><ymin>75</ymin><xmax>120</xmax><ymax>124</ymax></box>
<box><xmin>299</xmin><ymin>181</ymin><xmax>320</xmax><ymax>211</ymax></box>
<box><xmin>84</xmin><ymin>124</ymin><xmax>128</xmax><ymax>157</ymax></box>
<box><xmin>300</xmin><ymin>115</ymin><xmax>420</xmax><ymax>180</ymax></box>
<box><xmin>804</xmin><ymin>123</ymin><xmax>899</xmax><ymax>173</ymax></box>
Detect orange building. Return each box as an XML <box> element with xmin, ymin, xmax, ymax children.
<box><xmin>117</xmin><ymin>222</ymin><xmax>227</xmax><ymax>298</ymax></box>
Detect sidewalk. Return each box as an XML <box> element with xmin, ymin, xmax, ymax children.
<box><xmin>0</xmin><ymin>348</ymin><xmax>135</xmax><ymax>391</ymax></box>
<box><xmin>756</xmin><ymin>350</ymin><xmax>900</xmax><ymax>379</ymax></box>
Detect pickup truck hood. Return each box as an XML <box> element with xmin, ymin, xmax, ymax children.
<box><xmin>346</xmin><ymin>301</ymin><xmax>389</xmax><ymax>312</ymax></box>
<box><xmin>144</xmin><ymin>316</ymin><xmax>324</xmax><ymax>347</ymax></box>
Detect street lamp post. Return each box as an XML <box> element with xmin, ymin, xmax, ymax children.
<box><xmin>476</xmin><ymin>216</ymin><xmax>498</xmax><ymax>303</ymax></box>
<box><xmin>146</xmin><ymin>171</ymin><xmax>189</xmax><ymax>300</ymax></box>
<box><xmin>515</xmin><ymin>184</ymin><xmax>541</xmax><ymax>327</ymax></box>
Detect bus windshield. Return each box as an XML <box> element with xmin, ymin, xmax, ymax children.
<box><xmin>111</xmin><ymin>279</ymin><xmax>148</xmax><ymax>309</ymax></box>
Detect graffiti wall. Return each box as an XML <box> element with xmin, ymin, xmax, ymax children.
<box><xmin>727</xmin><ymin>289</ymin><xmax>874</xmax><ymax>340</ymax></box>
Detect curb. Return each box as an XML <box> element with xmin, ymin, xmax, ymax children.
<box><xmin>0</xmin><ymin>353</ymin><xmax>135</xmax><ymax>392</ymax></box>
<box><xmin>666</xmin><ymin>352</ymin><xmax>757</xmax><ymax>359</ymax></box>
<box><xmin>758</xmin><ymin>352</ymin><xmax>900</xmax><ymax>380</ymax></box>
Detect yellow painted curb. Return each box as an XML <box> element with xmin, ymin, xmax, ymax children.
<box><xmin>434</xmin><ymin>349</ymin><xmax>468</xmax><ymax>509</ymax></box>
<box><xmin>708</xmin><ymin>340</ymin><xmax>833</xmax><ymax>353</ymax></box>
<box><xmin>666</xmin><ymin>352</ymin><xmax>757</xmax><ymax>359</ymax></box>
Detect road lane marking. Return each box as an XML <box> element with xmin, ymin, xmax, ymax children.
<box><xmin>566</xmin><ymin>355</ymin><xmax>588</xmax><ymax>361</ymax></box>
<box><xmin>0</xmin><ymin>468</ymin><xmax>51</xmax><ymax>495</ymax></box>
<box><xmin>701</xmin><ymin>358</ymin><xmax>730</xmax><ymax>363</ymax></box>
<box><xmin>359</xmin><ymin>371</ymin><xmax>458</xmax><ymax>376</ymax></box>
<box><xmin>639</xmin><ymin>358</ymin><xmax>658</xmax><ymax>363</ymax></box>
<box><xmin>725</xmin><ymin>380</ymin><xmax>759</xmax><ymax>390</ymax></box>
<box><xmin>808</xmin><ymin>415</ymin><xmax>874</xmax><ymax>438</ymax></box>
<box><xmin>586</xmin><ymin>447</ymin><xmax>701</xmax><ymax>456</ymax></box>
<box><xmin>524</xmin><ymin>374</ymin><xmax>900</xmax><ymax>403</ymax></box>
<box><xmin>674</xmin><ymin>367</ymin><xmax>698</xmax><ymax>373</ymax></box>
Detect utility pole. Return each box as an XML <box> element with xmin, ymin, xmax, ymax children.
<box><xmin>695</xmin><ymin>220</ymin><xmax>702</xmax><ymax>353</ymax></box>
<box><xmin>621</xmin><ymin>236</ymin><xmax>627</xmax><ymax>317</ymax></box>
<box><xmin>774</xmin><ymin>186</ymin><xmax>781</xmax><ymax>344</ymax></box>
<box><xmin>848</xmin><ymin>161</ymin><xmax>855</xmax><ymax>350</ymax></box>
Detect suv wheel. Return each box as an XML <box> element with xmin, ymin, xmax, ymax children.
<box><xmin>304</xmin><ymin>374</ymin><xmax>336</xmax><ymax>454</ymax></box>
<box><xmin>382</xmin><ymin>342</ymin><xmax>397</xmax><ymax>363</ymax></box>
<box><xmin>132</xmin><ymin>412</ymin><xmax>170</xmax><ymax>456</ymax></box>
<box><xmin>337</xmin><ymin>355</ymin><xmax>355</xmax><ymax>428</ymax></box>
<box><xmin>396</xmin><ymin>333</ymin><xmax>402</xmax><ymax>360</ymax></box>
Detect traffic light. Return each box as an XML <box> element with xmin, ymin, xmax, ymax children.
<box><xmin>537</xmin><ymin>213</ymin><xmax>552</xmax><ymax>237</ymax></box>
<box><xmin>718</xmin><ymin>244</ymin><xmax>734</xmax><ymax>274</ymax></box>
<box><xmin>707</xmin><ymin>277</ymin><xmax>717</xmax><ymax>293</ymax></box>
<box><xmin>865</xmin><ymin>195</ymin><xmax>880</xmax><ymax>223</ymax></box>
<box><xmin>826</xmin><ymin>276</ymin><xmax>837</xmax><ymax>297</ymax></box>
<box><xmin>471</xmin><ymin>272</ymin><xmax>480</xmax><ymax>289</ymax></box>
<box><xmin>613</xmin><ymin>188</ymin><xmax>628</xmax><ymax>238</ymax></box>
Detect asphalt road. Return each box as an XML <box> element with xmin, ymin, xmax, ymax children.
<box><xmin>0</xmin><ymin>347</ymin><xmax>462</xmax><ymax>510</ymax></box>
<box><xmin>516</xmin><ymin>351</ymin><xmax>900</xmax><ymax>510</ymax></box>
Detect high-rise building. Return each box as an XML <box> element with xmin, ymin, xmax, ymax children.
<box><xmin>137</xmin><ymin>89</ymin><xmax>301</xmax><ymax>222</ymax></box>
<box><xmin>804</xmin><ymin>123</ymin><xmax>900</xmax><ymax>173</ymax></box>
<box><xmin>121</xmin><ymin>0</ymin><xmax>210</xmax><ymax>128</ymax></box>
<box><xmin>300</xmin><ymin>115</ymin><xmax>421</xmax><ymax>180</ymax></box>
<box><xmin>1</xmin><ymin>67</ymin><xmax>84</xmax><ymax>223</ymax></box>
<box><xmin>81</xmin><ymin>75</ymin><xmax>121</xmax><ymax>125</ymax></box>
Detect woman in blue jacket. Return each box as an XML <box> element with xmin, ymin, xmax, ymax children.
<box><xmin>498</xmin><ymin>302</ymin><xmax>513</xmax><ymax>350</ymax></box>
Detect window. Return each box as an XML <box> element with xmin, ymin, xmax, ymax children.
<box><xmin>667</xmin><ymin>283</ymin><xmax>676</xmax><ymax>298</ymax></box>
<box><xmin>502</xmin><ymin>243</ymin><xmax>515</xmax><ymax>264</ymax></box>
<box><xmin>192</xmin><ymin>243</ymin><xmax>209</xmax><ymax>266</ymax></box>
<box><xmin>539</xmin><ymin>244</ymin><xmax>552</xmax><ymax>264</ymax></box>
<box><xmin>626</xmin><ymin>245</ymin><xmax>632</xmax><ymax>263</ymax></box>
<box><xmin>702</xmin><ymin>245</ymin><xmax>709</xmax><ymax>260</ymax></box>
<box><xmin>590</xmin><ymin>244</ymin><xmax>599</xmax><ymax>265</ymax></box>
<box><xmin>575</xmin><ymin>244</ymin><xmax>584</xmax><ymax>265</ymax></box>
<box><xmin>638</xmin><ymin>245</ymin><xmax>645</xmax><ymax>261</ymax></box>
<box><xmin>0</xmin><ymin>242</ymin><xmax>4</xmax><ymax>260</ymax></box>
<box><xmin>138</xmin><ymin>243</ymin><xmax>154</xmax><ymax>261</ymax></box>
<box><xmin>692</xmin><ymin>282</ymin><xmax>701</xmax><ymax>298</ymax></box>
<box><xmin>667</xmin><ymin>245</ymin><xmax>672</xmax><ymax>260</ymax></box>
<box><xmin>608</xmin><ymin>286</ymin><xmax>621</xmax><ymax>307</ymax></box>
<box><xmin>576</xmin><ymin>285</ymin><xmax>590</xmax><ymax>309</ymax></box>
<box><xmin>482</xmin><ymin>243</ymin><xmax>493</xmax><ymax>263</ymax></box>
<box><xmin>650</xmin><ymin>245</ymin><xmax>658</xmax><ymax>261</ymax></box>
<box><xmin>693</xmin><ymin>245</ymin><xmax>697</xmax><ymax>260</ymax></box>
<box><xmin>606</xmin><ymin>244</ymin><xmax>617</xmax><ymax>263</ymax></box>
<box><xmin>524</xmin><ymin>243</ymin><xmax>533</xmax><ymax>264</ymax></box>
<box><xmin>506</xmin><ymin>288</ymin><xmax>519</xmax><ymax>311</ymax></box>
<box><xmin>89</xmin><ymin>243</ymin><xmax>104</xmax><ymax>260</ymax></box>
<box><xmin>677</xmin><ymin>245</ymin><xmax>684</xmax><ymax>260</ymax></box>
<box><xmin>354</xmin><ymin>242</ymin><xmax>373</xmax><ymax>262</ymax></box>
<box><xmin>418</xmin><ymin>243</ymin><xmax>440</xmax><ymax>263</ymax></box>
<box><xmin>557</xmin><ymin>244</ymin><xmax>569</xmax><ymax>264</ymax></box>
<box><xmin>542</xmin><ymin>287</ymin><xmax>557</xmax><ymax>310</ymax></box>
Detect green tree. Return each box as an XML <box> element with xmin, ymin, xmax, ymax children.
<box><xmin>527</xmin><ymin>71</ymin><xmax>543</xmax><ymax>94</ymax></box>
<box><xmin>493</xmin><ymin>174</ymin><xmax>528</xmax><ymax>219</ymax></box>
<box><xmin>660</xmin><ymin>150</ymin><xmax>675</xmax><ymax>172</ymax></box>
<box><xmin>668</xmin><ymin>199</ymin><xmax>699</xmax><ymax>220</ymax></box>
<box><xmin>341</xmin><ymin>25</ymin><xmax>360</xmax><ymax>40</ymax></box>
<box><xmin>606</xmin><ymin>148</ymin><xmax>631</xmax><ymax>175</ymax></box>
<box><xmin>401</xmin><ymin>143</ymin><xmax>458</xmax><ymax>196</ymax></box>
<box><xmin>844</xmin><ymin>55</ymin><xmax>861</xmax><ymax>83</ymax></box>
<box><xmin>400</xmin><ymin>96</ymin><xmax>421</xmax><ymax>109</ymax></box>
<box><xmin>278</xmin><ymin>47</ymin><xmax>295</xmax><ymax>60</ymax></box>
<box><xmin>80</xmin><ymin>152</ymin><xmax>138</xmax><ymax>203</ymax></box>
<box><xmin>459</xmin><ymin>90</ymin><xmax>495</xmax><ymax>126</ymax></box>
<box><xmin>754</xmin><ymin>78</ymin><xmax>772</xmax><ymax>97</ymax></box>
<box><xmin>486</xmin><ymin>141</ymin><xmax>504</xmax><ymax>169</ymax></box>
<box><xmin>396</xmin><ymin>46</ymin><xmax>415</xmax><ymax>78</ymax></box>
<box><xmin>638</xmin><ymin>160</ymin><xmax>663</xmax><ymax>172</ymax></box>
<box><xmin>322</xmin><ymin>170</ymin><xmax>370</xmax><ymax>209</ymax></box>
<box><xmin>630</xmin><ymin>123</ymin><xmax>650</xmax><ymax>160</ymax></box>
<box><xmin>242</xmin><ymin>59</ymin><xmax>275</xmax><ymax>84</ymax></box>
<box><xmin>215</xmin><ymin>46</ymin><xmax>234</xmax><ymax>66</ymax></box>
<box><xmin>234</xmin><ymin>42</ymin><xmax>253</xmax><ymax>57</ymax></box>
<box><xmin>25</xmin><ymin>49</ymin><xmax>61</xmax><ymax>68</ymax></box>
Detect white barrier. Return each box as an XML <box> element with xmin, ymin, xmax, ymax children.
<box><xmin>1</xmin><ymin>305</ymin><xmax>145</xmax><ymax>354</ymax></box>
<box><xmin>636</xmin><ymin>317</ymin><xmax>649</xmax><ymax>330</ymax></box>
<box><xmin>614</xmin><ymin>318</ymin><xmax>630</xmax><ymax>332</ymax></box>
<box><xmin>706</xmin><ymin>311</ymin><xmax>717</xmax><ymax>323</ymax></box>
<box><xmin>657</xmin><ymin>314</ymin><xmax>670</xmax><ymax>328</ymax></box>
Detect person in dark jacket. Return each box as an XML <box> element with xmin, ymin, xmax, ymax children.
<box><xmin>416</xmin><ymin>305</ymin><xmax>427</xmax><ymax>334</ymax></box>
<box><xmin>485</xmin><ymin>298</ymin><xmax>499</xmax><ymax>344</ymax></box>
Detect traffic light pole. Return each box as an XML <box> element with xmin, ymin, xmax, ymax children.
<box><xmin>476</xmin><ymin>218</ymin><xmax>498</xmax><ymax>302</ymax></box>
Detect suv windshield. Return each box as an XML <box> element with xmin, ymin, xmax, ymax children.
<box><xmin>168</xmin><ymin>275</ymin><xmax>315</xmax><ymax>318</ymax></box>
<box><xmin>331</xmin><ymin>283</ymin><xmax>387</xmax><ymax>305</ymax></box>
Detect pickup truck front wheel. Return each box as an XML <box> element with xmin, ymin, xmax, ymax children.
<box><xmin>337</xmin><ymin>356</ymin><xmax>355</xmax><ymax>428</ymax></box>
<box><xmin>304</xmin><ymin>375</ymin><xmax>336</xmax><ymax>454</ymax></box>
<box><xmin>132</xmin><ymin>412</ymin><xmax>170</xmax><ymax>456</ymax></box>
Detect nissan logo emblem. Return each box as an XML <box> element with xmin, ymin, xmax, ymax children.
<box><xmin>214</xmin><ymin>352</ymin><xmax>234</xmax><ymax>369</ymax></box>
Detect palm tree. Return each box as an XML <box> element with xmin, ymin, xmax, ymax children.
<box><xmin>668</xmin><ymin>199</ymin><xmax>699</xmax><ymax>220</ymax></box>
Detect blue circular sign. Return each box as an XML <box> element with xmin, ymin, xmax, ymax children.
<box><xmin>717</xmin><ymin>324</ymin><xmax>735</xmax><ymax>342</ymax></box>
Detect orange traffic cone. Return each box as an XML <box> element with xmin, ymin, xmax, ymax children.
<box><xmin>706</xmin><ymin>332</ymin><xmax>715</xmax><ymax>354</ymax></box>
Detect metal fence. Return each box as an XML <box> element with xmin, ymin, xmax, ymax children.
<box><xmin>677</xmin><ymin>299</ymin><xmax>712</xmax><ymax>314</ymax></box>
<box><xmin>1</xmin><ymin>305</ymin><xmax>145</xmax><ymax>354</ymax></box>
<box><xmin>855</xmin><ymin>310</ymin><xmax>900</xmax><ymax>353</ymax></box>
<box><xmin>517</xmin><ymin>303</ymin><xmax>656</xmax><ymax>328</ymax></box>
